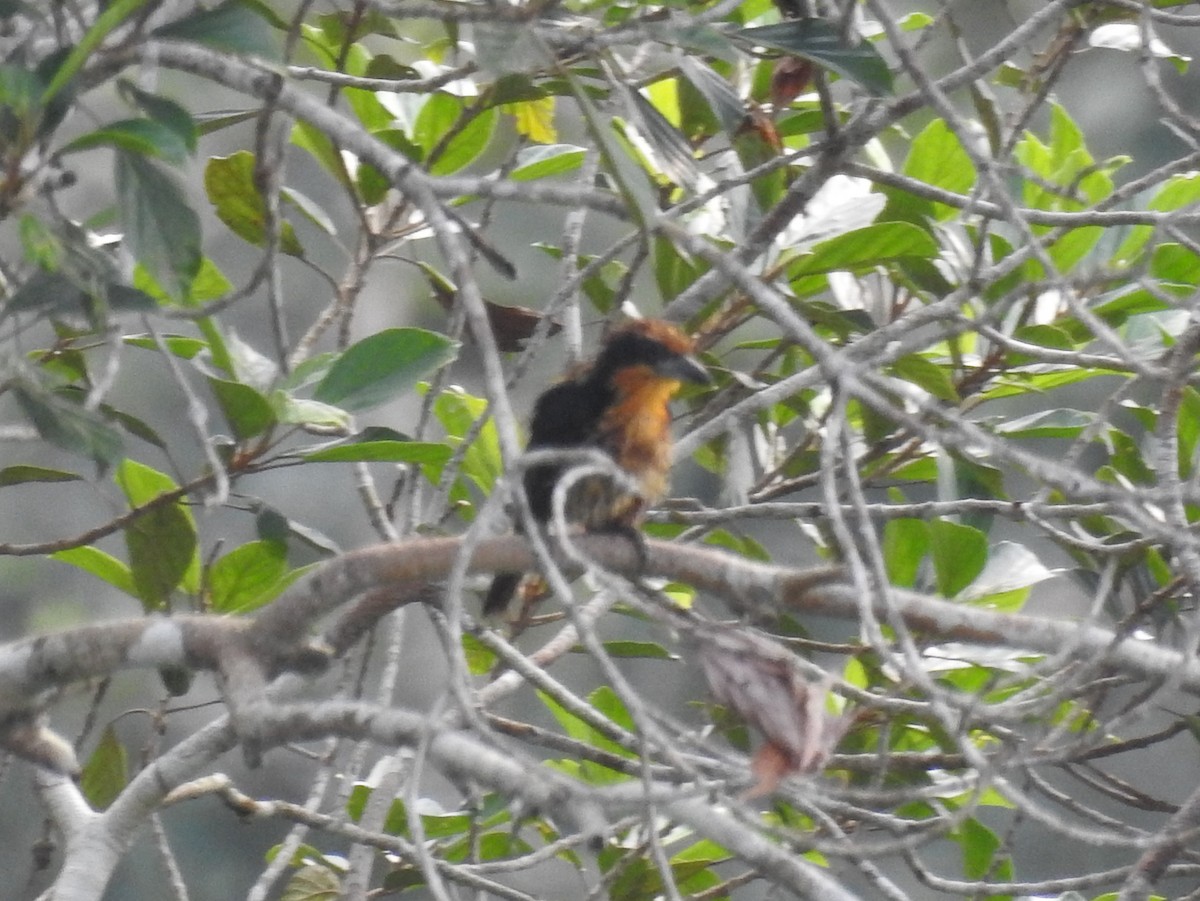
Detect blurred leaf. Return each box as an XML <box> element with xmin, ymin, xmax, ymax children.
<box><xmin>539</xmin><ymin>687</ymin><xmax>635</xmax><ymax>785</ymax></box>
<box><xmin>121</xmin><ymin>84</ymin><xmax>197</xmax><ymax>153</ymax></box>
<box><xmin>678</xmin><ymin>56</ymin><xmax>745</xmax><ymax>136</ymax></box>
<box><xmin>788</xmin><ymin>222</ymin><xmax>937</xmax><ymax>277</ymax></box>
<box><xmin>39</xmin><ymin>0</ymin><xmax>152</xmax><ymax>106</ymax></box>
<box><xmin>957</xmin><ymin>541</ymin><xmax>1056</xmax><ymax>608</ymax></box>
<box><xmin>52</xmin><ymin>546</ymin><xmax>136</xmax><ymax>596</ymax></box>
<box><xmin>730</xmin><ymin>19</ymin><xmax>893</xmax><ymax>95</ymax></box>
<box><xmin>951</xmin><ymin>817</ymin><xmax>1011</xmax><ymax>885</ymax></box>
<box><xmin>281</xmin><ymin>864</ymin><xmax>340</xmax><ymax>901</ymax></box>
<box><xmin>153</xmin><ymin>0</ymin><xmax>279</xmax><ymax>58</ymax></box>
<box><xmin>1113</xmin><ymin>172</ymin><xmax>1200</xmax><ymax>265</ymax></box>
<box><xmin>626</xmin><ymin>88</ymin><xmax>702</xmax><ymax>191</ymax></box>
<box><xmin>204</xmin><ymin>152</ymin><xmax>303</xmax><ymax>255</ymax></box>
<box><xmin>282</xmin><ymin>186</ymin><xmax>336</xmax><ymax>236</ymax></box>
<box><xmin>303</xmin><ymin>439</ymin><xmax>451</xmax><ymax>465</ymax></box>
<box><xmin>80</xmin><ymin>726</ymin><xmax>127</xmax><ymax>810</ymax></box>
<box><xmin>291</xmin><ymin>119</ymin><xmax>347</xmax><ymax>183</ymax></box>
<box><xmin>134</xmin><ymin>256</ymin><xmax>232</xmax><ymax>307</ymax></box>
<box><xmin>13</xmin><ymin>381</ymin><xmax>124</xmax><ymax>466</ymax></box>
<box><xmin>993</xmin><ymin>408</ymin><xmax>1093</xmax><ymax>438</ymax></box>
<box><xmin>209</xmin><ymin>378</ymin><xmax>276</xmax><ymax>440</ymax></box>
<box><xmin>315</xmin><ymin>328</ymin><xmax>458</xmax><ymax>412</ymax></box>
<box><xmin>116</xmin><ymin>460</ymin><xmax>199</xmax><ymax>610</ymax></box>
<box><xmin>474</xmin><ymin>18</ymin><xmax>547</xmax><ymax>76</ymax></box>
<box><xmin>115</xmin><ymin>151</ymin><xmax>201</xmax><ymax>300</ymax></box>
<box><xmin>0</xmin><ymin>465</ymin><xmax>82</xmax><ymax>487</ymax></box>
<box><xmin>62</xmin><ymin>118</ymin><xmax>191</xmax><ymax>164</ymax></box>
<box><xmin>256</xmin><ymin>505</ymin><xmax>341</xmax><ymax>556</ymax></box>
<box><xmin>572</xmin><ymin>641</ymin><xmax>677</xmax><ymax>660</ymax></box>
<box><xmin>463</xmin><ymin>634</ymin><xmax>497</xmax><ymax>675</ymax></box>
<box><xmin>224</xmin><ymin>331</ymin><xmax>279</xmax><ymax>390</ymax></box>
<box><xmin>506</xmin><ymin>96</ymin><xmax>557</xmax><ymax>144</ymax></box>
<box><xmin>1178</xmin><ymin>386</ymin><xmax>1200</xmax><ymax>478</ymax></box>
<box><xmin>929</xmin><ymin>520</ymin><xmax>988</xmax><ymax>598</ymax></box>
<box><xmin>124</xmin><ymin>334</ymin><xmax>208</xmax><ymax>358</ymax></box>
<box><xmin>654</xmin><ymin>235</ymin><xmax>708</xmax><ymax>301</ymax></box>
<box><xmin>3</xmin><ymin>270</ymin><xmax>88</xmax><ymax>320</ymax></box>
<box><xmin>731</xmin><ymin>108</ymin><xmax>786</xmax><ymax>211</ymax></box>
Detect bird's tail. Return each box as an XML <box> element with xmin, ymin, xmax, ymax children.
<box><xmin>483</xmin><ymin>571</ymin><xmax>522</xmax><ymax>617</ymax></box>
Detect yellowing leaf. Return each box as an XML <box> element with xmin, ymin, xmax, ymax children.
<box><xmin>506</xmin><ymin>96</ymin><xmax>556</xmax><ymax>144</ymax></box>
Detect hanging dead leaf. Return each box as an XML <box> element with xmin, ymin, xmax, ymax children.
<box><xmin>771</xmin><ymin>56</ymin><xmax>815</xmax><ymax>112</ymax></box>
<box><xmin>697</xmin><ymin>630</ymin><xmax>852</xmax><ymax>795</ymax></box>
<box><xmin>422</xmin><ymin>262</ymin><xmax>560</xmax><ymax>352</ymax></box>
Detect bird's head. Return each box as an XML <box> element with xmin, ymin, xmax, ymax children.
<box><xmin>592</xmin><ymin>319</ymin><xmax>711</xmax><ymax>390</ymax></box>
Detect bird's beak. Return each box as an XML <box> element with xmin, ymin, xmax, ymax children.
<box><xmin>656</xmin><ymin>353</ymin><xmax>711</xmax><ymax>385</ymax></box>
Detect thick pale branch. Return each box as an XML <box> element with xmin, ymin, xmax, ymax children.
<box><xmin>5</xmin><ymin>534</ymin><xmax>1199</xmax><ymax>765</ymax></box>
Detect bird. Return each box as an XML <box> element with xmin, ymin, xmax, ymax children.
<box><xmin>483</xmin><ymin>318</ymin><xmax>711</xmax><ymax>616</ymax></box>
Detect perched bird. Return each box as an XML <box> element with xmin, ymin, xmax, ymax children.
<box><xmin>483</xmin><ymin>318</ymin><xmax>711</xmax><ymax>616</ymax></box>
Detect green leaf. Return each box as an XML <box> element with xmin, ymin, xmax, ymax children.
<box><xmin>1178</xmin><ymin>386</ymin><xmax>1200</xmax><ymax>478</ymax></box>
<box><xmin>314</xmin><ymin>328</ymin><xmax>458</xmax><ymax>412</ymax></box>
<box><xmin>463</xmin><ymin>634</ymin><xmax>498</xmax><ymax>675</ymax></box>
<box><xmin>956</xmin><ymin>542</ymin><xmax>1055</xmax><ymax>609</ymax></box>
<box><xmin>39</xmin><ymin>0</ymin><xmax>155</xmax><ymax>106</ymax></box>
<box><xmin>414</xmin><ymin>95</ymin><xmax>498</xmax><ymax>176</ymax></box>
<box><xmin>116</xmin><ymin>460</ymin><xmax>199</xmax><ymax>611</ymax></box>
<box><xmin>993</xmin><ymin>408</ymin><xmax>1093</xmax><ymax>439</ymax></box>
<box><xmin>952</xmin><ymin>817</ymin><xmax>1012</xmax><ymax>886</ymax></box>
<box><xmin>271</xmin><ymin>394</ymin><xmax>352</xmax><ymax>430</ymax></box>
<box><xmin>152</xmin><ymin>0</ymin><xmax>278</xmax><ymax>58</ymax></box>
<box><xmin>291</xmin><ymin>119</ymin><xmax>347</xmax><ymax>182</ymax></box>
<box><xmin>678</xmin><ymin>56</ymin><xmax>747</xmax><ymax>136</ymax></box>
<box><xmin>133</xmin><ymin>256</ymin><xmax>232</xmax><ymax>307</ymax></box>
<box><xmin>538</xmin><ymin>687</ymin><xmax>635</xmax><ymax>785</ymax></box>
<box><xmin>80</xmin><ymin>726</ymin><xmax>128</xmax><ymax>810</ymax></box>
<box><xmin>256</xmin><ymin>505</ymin><xmax>341</xmax><ymax>556</ymax></box>
<box><xmin>281</xmin><ymin>864</ymin><xmax>341</xmax><ymax>901</ymax></box>
<box><xmin>654</xmin><ymin>235</ymin><xmax>707</xmax><ymax>302</ymax></box>
<box><xmin>730</xmin><ymin>19</ymin><xmax>893</xmax><ymax>95</ymax></box>
<box><xmin>13</xmin><ymin>382</ymin><xmax>124</xmax><ymax>466</ymax></box>
<box><xmin>883</xmin><ymin>518</ymin><xmax>928</xmax><ymax>588</ymax></box>
<box><xmin>890</xmin><ymin>355</ymin><xmax>959</xmax><ymax>402</ymax></box>
<box><xmin>207</xmin><ymin>540</ymin><xmax>288</xmax><ymax>613</ymax></box>
<box><xmin>896</xmin><ymin>118</ymin><xmax>977</xmax><ymax>221</ymax></box>
<box><xmin>303</xmin><ymin>439</ymin><xmax>451</xmax><ymax>465</ymax></box>
<box><xmin>929</xmin><ymin>520</ymin><xmax>988</xmax><ymax>598</ymax></box>
<box><xmin>580</xmin><ymin>641</ymin><xmax>677</xmax><ymax>660</ymax></box>
<box><xmin>115</xmin><ymin>151</ymin><xmax>201</xmax><ymax>301</ymax></box>
<box><xmin>124</xmin><ymin>333</ymin><xmax>208</xmax><ymax>358</ymax></box>
<box><xmin>204</xmin><ymin>152</ymin><xmax>303</xmax><ymax>256</ymax></box>
<box><xmin>1113</xmin><ymin>172</ymin><xmax>1200</xmax><ymax>265</ymax></box>
<box><xmin>209</xmin><ymin>378</ymin><xmax>276</xmax><ymax>440</ymax></box>
<box><xmin>52</xmin><ymin>546</ymin><xmax>136</xmax><ymax>596</ymax></box>
<box><xmin>122</xmin><ymin>84</ymin><xmax>197</xmax><ymax>154</ymax></box>
<box><xmin>509</xmin><ymin>144</ymin><xmax>587</xmax><ymax>181</ymax></box>
<box><xmin>62</xmin><ymin>118</ymin><xmax>191</xmax><ymax>164</ymax></box>
<box><xmin>788</xmin><ymin>222</ymin><xmax>937</xmax><ymax>278</ymax></box>
<box><xmin>0</xmin><ymin>465</ymin><xmax>82</xmax><ymax>487</ymax></box>
<box><xmin>627</xmin><ymin>89</ymin><xmax>702</xmax><ymax>190</ymax></box>
<box><xmin>431</xmin><ymin>386</ymin><xmax>502</xmax><ymax>494</ymax></box>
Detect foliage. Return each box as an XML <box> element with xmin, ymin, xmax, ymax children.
<box><xmin>2</xmin><ymin>0</ymin><xmax>1200</xmax><ymax>899</ymax></box>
